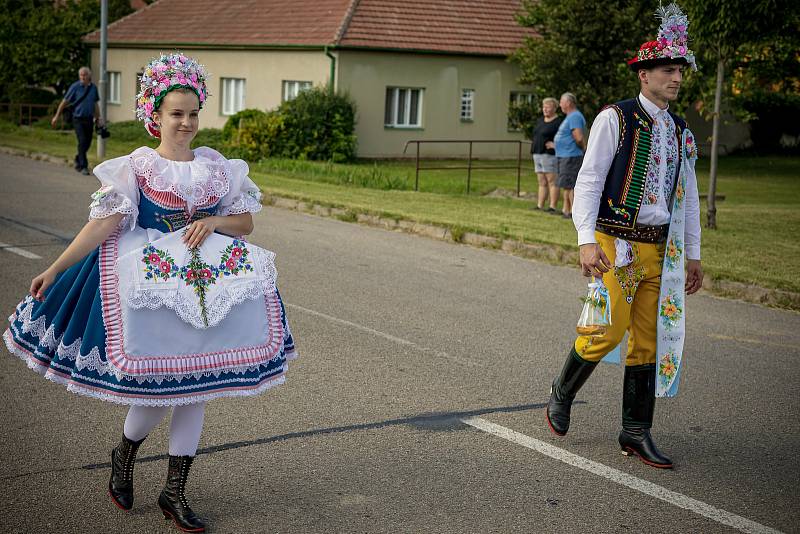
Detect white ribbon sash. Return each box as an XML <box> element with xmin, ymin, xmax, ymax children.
<box><xmin>655</xmin><ymin>128</ymin><xmax>695</xmax><ymax>397</ymax></box>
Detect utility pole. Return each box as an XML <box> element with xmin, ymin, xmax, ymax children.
<box><xmin>97</xmin><ymin>0</ymin><xmax>108</xmax><ymax>158</ymax></box>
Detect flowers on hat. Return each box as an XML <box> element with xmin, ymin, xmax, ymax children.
<box><xmin>136</xmin><ymin>53</ymin><xmax>209</xmax><ymax>138</ymax></box>
<box><xmin>628</xmin><ymin>3</ymin><xmax>697</xmax><ymax>71</ymax></box>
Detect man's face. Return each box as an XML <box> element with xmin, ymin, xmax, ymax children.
<box><xmin>79</xmin><ymin>70</ymin><xmax>91</xmax><ymax>85</ymax></box>
<box><xmin>642</xmin><ymin>64</ymin><xmax>684</xmax><ymax>102</ymax></box>
<box><xmin>559</xmin><ymin>96</ymin><xmax>570</xmax><ymax>113</ymax></box>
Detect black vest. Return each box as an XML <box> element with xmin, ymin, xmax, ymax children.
<box><xmin>596</xmin><ymin>98</ymin><xmax>686</xmax><ymax>230</ymax></box>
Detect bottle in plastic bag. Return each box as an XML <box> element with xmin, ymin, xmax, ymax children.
<box><xmin>576</xmin><ymin>278</ymin><xmax>611</xmax><ymax>337</ymax></box>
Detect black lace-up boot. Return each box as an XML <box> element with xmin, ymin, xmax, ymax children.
<box><xmin>546</xmin><ymin>348</ymin><xmax>598</xmax><ymax>436</ymax></box>
<box><xmin>158</xmin><ymin>455</ymin><xmax>206</xmax><ymax>533</ymax></box>
<box><xmin>108</xmin><ymin>434</ymin><xmax>146</xmax><ymax>511</ymax></box>
<box><xmin>618</xmin><ymin>364</ymin><xmax>673</xmax><ymax>468</ymax></box>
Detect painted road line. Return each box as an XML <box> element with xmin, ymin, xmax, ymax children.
<box><xmin>286</xmin><ymin>302</ymin><xmax>482</xmax><ymax>368</ymax></box>
<box><xmin>0</xmin><ymin>242</ymin><xmax>42</xmax><ymax>260</ymax></box>
<box><xmin>461</xmin><ymin>416</ymin><xmax>784</xmax><ymax>534</ymax></box>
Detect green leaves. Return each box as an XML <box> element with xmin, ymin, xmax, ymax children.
<box><xmin>512</xmin><ymin>0</ymin><xmax>655</xmax><ymax>121</ymax></box>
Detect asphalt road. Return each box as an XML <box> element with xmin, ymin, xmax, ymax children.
<box><xmin>0</xmin><ymin>153</ymin><xmax>798</xmax><ymax>534</ymax></box>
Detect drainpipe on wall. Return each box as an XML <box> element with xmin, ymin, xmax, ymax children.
<box><xmin>324</xmin><ymin>45</ymin><xmax>336</xmax><ymax>95</ymax></box>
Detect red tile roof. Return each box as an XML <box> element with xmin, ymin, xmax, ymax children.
<box><xmin>340</xmin><ymin>0</ymin><xmax>532</xmax><ymax>56</ymax></box>
<box><xmin>86</xmin><ymin>0</ymin><xmax>532</xmax><ymax>56</ymax></box>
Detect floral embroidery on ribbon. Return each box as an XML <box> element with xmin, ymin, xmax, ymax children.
<box><xmin>659</xmin><ymin>289</ymin><xmax>683</xmax><ymax>330</ymax></box>
<box><xmin>664</xmin><ymin>237</ymin><xmax>683</xmax><ymax>272</ymax></box>
<box><xmin>658</xmin><ymin>350</ymin><xmax>679</xmax><ymax>389</ymax></box>
<box><xmin>141</xmin><ymin>245</ymin><xmax>179</xmax><ymax>281</ymax></box>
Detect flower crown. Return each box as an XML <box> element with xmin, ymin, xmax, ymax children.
<box><xmin>628</xmin><ymin>3</ymin><xmax>697</xmax><ymax>71</ymax></box>
<box><xmin>136</xmin><ymin>53</ymin><xmax>209</xmax><ymax>138</ymax></box>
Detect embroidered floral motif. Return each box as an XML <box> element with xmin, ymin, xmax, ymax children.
<box><xmin>685</xmin><ymin>131</ymin><xmax>698</xmax><ymax>160</ymax></box>
<box><xmin>141</xmin><ymin>245</ymin><xmax>179</xmax><ymax>281</ymax></box>
<box><xmin>180</xmin><ymin>246</ymin><xmax>218</xmax><ymax>328</ymax></box>
<box><xmin>664</xmin><ymin>237</ymin><xmax>683</xmax><ymax>272</ymax></box>
<box><xmin>659</xmin><ymin>289</ymin><xmax>683</xmax><ymax>330</ymax></box>
<box><xmin>614</xmin><ymin>243</ymin><xmax>646</xmax><ymax>304</ymax></box>
<box><xmin>658</xmin><ymin>350</ymin><xmax>679</xmax><ymax>388</ymax></box>
<box><xmin>607</xmin><ymin>198</ymin><xmax>631</xmax><ymax>219</ymax></box>
<box><xmin>218</xmin><ymin>239</ymin><xmax>253</xmax><ymax>276</ymax></box>
<box><xmin>674</xmin><ymin>175</ymin><xmax>685</xmax><ymax>208</ymax></box>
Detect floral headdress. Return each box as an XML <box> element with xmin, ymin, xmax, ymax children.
<box><xmin>627</xmin><ymin>2</ymin><xmax>697</xmax><ymax>72</ymax></box>
<box><xmin>136</xmin><ymin>52</ymin><xmax>209</xmax><ymax>138</ymax></box>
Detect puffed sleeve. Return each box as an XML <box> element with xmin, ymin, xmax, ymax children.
<box><xmin>216</xmin><ymin>158</ymin><xmax>263</xmax><ymax>216</ymax></box>
<box><xmin>89</xmin><ymin>154</ymin><xmax>140</xmax><ymax>230</ymax></box>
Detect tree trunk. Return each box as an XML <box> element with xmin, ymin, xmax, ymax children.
<box><xmin>707</xmin><ymin>57</ymin><xmax>724</xmax><ymax>230</ymax></box>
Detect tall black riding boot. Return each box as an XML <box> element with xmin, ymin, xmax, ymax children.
<box><xmin>158</xmin><ymin>455</ymin><xmax>206</xmax><ymax>533</ymax></box>
<box><xmin>618</xmin><ymin>364</ymin><xmax>673</xmax><ymax>468</ymax></box>
<box><xmin>546</xmin><ymin>348</ymin><xmax>598</xmax><ymax>436</ymax></box>
<box><xmin>108</xmin><ymin>434</ymin><xmax>146</xmax><ymax>511</ymax></box>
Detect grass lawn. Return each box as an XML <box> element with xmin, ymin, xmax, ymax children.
<box><xmin>1</xmin><ymin>118</ymin><xmax>798</xmax><ymax>293</ymax></box>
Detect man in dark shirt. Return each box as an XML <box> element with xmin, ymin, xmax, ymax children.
<box><xmin>51</xmin><ymin>67</ymin><xmax>104</xmax><ymax>175</ymax></box>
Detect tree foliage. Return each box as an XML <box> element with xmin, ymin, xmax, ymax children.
<box><xmin>512</xmin><ymin>0</ymin><xmax>657</xmax><ymax>121</ymax></box>
<box><xmin>680</xmin><ymin>0</ymin><xmax>800</xmax><ymax>152</ymax></box>
<box><xmin>0</xmin><ymin>0</ymin><xmax>134</xmax><ymax>101</ymax></box>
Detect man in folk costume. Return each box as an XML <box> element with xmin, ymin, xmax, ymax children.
<box><xmin>545</xmin><ymin>3</ymin><xmax>703</xmax><ymax>468</ymax></box>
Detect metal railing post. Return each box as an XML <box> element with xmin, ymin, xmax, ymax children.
<box><xmin>415</xmin><ymin>142</ymin><xmax>420</xmax><ymax>191</ymax></box>
<box><xmin>516</xmin><ymin>141</ymin><xmax>522</xmax><ymax>197</ymax></box>
<box><xmin>466</xmin><ymin>141</ymin><xmax>473</xmax><ymax>194</ymax></box>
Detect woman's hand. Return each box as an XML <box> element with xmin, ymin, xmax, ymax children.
<box><xmin>545</xmin><ymin>141</ymin><xmax>555</xmax><ymax>150</ymax></box>
<box><xmin>183</xmin><ymin>217</ymin><xmax>219</xmax><ymax>248</ymax></box>
<box><xmin>30</xmin><ymin>269</ymin><xmax>57</xmax><ymax>302</ymax></box>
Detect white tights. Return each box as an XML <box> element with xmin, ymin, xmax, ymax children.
<box><xmin>123</xmin><ymin>403</ymin><xmax>206</xmax><ymax>456</ymax></box>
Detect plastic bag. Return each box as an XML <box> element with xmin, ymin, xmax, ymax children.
<box><xmin>576</xmin><ymin>278</ymin><xmax>611</xmax><ymax>337</ymax></box>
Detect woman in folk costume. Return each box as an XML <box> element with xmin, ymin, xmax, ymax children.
<box><xmin>3</xmin><ymin>53</ymin><xmax>297</xmax><ymax>532</ymax></box>
<box><xmin>545</xmin><ymin>3</ymin><xmax>703</xmax><ymax>469</ymax></box>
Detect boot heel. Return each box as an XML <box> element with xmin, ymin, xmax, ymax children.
<box><xmin>163</xmin><ymin>510</ymin><xmax>173</xmax><ymax>520</ymax></box>
<box><xmin>621</xmin><ymin>448</ymin><xmax>633</xmax><ymax>456</ymax></box>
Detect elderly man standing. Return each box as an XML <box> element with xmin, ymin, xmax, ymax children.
<box><xmin>545</xmin><ymin>3</ymin><xmax>703</xmax><ymax>469</ymax></box>
<box><xmin>553</xmin><ymin>92</ymin><xmax>586</xmax><ymax>218</ymax></box>
<box><xmin>51</xmin><ymin>66</ymin><xmax>104</xmax><ymax>175</ymax></box>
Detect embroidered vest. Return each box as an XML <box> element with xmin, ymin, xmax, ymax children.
<box><xmin>596</xmin><ymin>98</ymin><xmax>686</xmax><ymax>229</ymax></box>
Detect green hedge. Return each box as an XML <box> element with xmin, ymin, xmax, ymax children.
<box><xmin>223</xmin><ymin>87</ymin><xmax>357</xmax><ymax>163</ymax></box>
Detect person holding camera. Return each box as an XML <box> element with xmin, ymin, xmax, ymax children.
<box><xmin>51</xmin><ymin>66</ymin><xmax>106</xmax><ymax>175</ymax></box>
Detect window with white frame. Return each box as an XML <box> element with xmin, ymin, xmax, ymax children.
<box><xmin>384</xmin><ymin>87</ymin><xmax>423</xmax><ymax>128</ymax></box>
<box><xmin>108</xmin><ymin>71</ymin><xmax>121</xmax><ymax>104</ymax></box>
<box><xmin>460</xmin><ymin>88</ymin><xmax>474</xmax><ymax>121</ymax></box>
<box><xmin>282</xmin><ymin>80</ymin><xmax>313</xmax><ymax>101</ymax></box>
<box><xmin>221</xmin><ymin>78</ymin><xmax>246</xmax><ymax>115</ymax></box>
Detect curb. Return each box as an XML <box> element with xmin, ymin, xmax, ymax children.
<box><xmin>2</xmin><ymin>145</ymin><xmax>798</xmax><ymax>312</ymax></box>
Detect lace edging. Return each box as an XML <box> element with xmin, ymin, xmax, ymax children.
<box><xmin>4</xmin><ymin>329</ymin><xmax>289</xmax><ymax>407</ymax></box>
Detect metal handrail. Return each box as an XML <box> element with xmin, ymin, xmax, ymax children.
<box><xmin>0</xmin><ymin>102</ymin><xmax>52</xmax><ymax>125</ymax></box>
<box><xmin>402</xmin><ymin>139</ymin><xmax>532</xmax><ymax>195</ymax></box>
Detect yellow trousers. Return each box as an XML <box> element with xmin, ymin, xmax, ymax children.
<box><xmin>574</xmin><ymin>232</ymin><xmax>665</xmax><ymax>366</ymax></box>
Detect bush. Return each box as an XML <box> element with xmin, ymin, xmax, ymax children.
<box><xmin>221</xmin><ymin>109</ymin><xmax>268</xmax><ymax>144</ymax></box>
<box><xmin>222</xmin><ymin>87</ymin><xmax>357</xmax><ymax>163</ymax></box>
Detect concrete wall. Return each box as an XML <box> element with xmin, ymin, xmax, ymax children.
<box><xmin>336</xmin><ymin>50</ymin><xmax>530</xmax><ymax>158</ymax></box>
<box><xmin>90</xmin><ymin>48</ymin><xmax>330</xmax><ymax>129</ymax></box>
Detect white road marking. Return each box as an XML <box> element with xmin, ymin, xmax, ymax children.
<box><xmin>461</xmin><ymin>416</ymin><xmax>784</xmax><ymax>534</ymax></box>
<box><xmin>0</xmin><ymin>242</ymin><xmax>42</xmax><ymax>260</ymax></box>
<box><xmin>286</xmin><ymin>302</ymin><xmax>482</xmax><ymax>368</ymax></box>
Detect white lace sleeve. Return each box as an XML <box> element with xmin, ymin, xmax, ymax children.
<box><xmin>217</xmin><ymin>158</ymin><xmax>263</xmax><ymax>216</ymax></box>
<box><xmin>89</xmin><ymin>155</ymin><xmax>140</xmax><ymax>229</ymax></box>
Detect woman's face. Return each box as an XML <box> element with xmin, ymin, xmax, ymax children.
<box><xmin>153</xmin><ymin>90</ymin><xmax>200</xmax><ymax>146</ymax></box>
<box><xmin>542</xmin><ymin>101</ymin><xmax>556</xmax><ymax>117</ymax></box>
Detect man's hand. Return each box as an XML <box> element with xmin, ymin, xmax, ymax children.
<box><xmin>579</xmin><ymin>243</ymin><xmax>611</xmax><ymax>277</ymax></box>
<box><xmin>545</xmin><ymin>140</ymin><xmax>555</xmax><ymax>150</ymax></box>
<box><xmin>685</xmin><ymin>259</ymin><xmax>703</xmax><ymax>295</ymax></box>
<box><xmin>50</xmin><ymin>116</ymin><xmax>58</xmax><ymax>128</ymax></box>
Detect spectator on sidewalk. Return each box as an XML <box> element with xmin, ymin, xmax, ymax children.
<box><xmin>531</xmin><ymin>97</ymin><xmax>563</xmax><ymax>212</ymax></box>
<box><xmin>554</xmin><ymin>92</ymin><xmax>586</xmax><ymax>218</ymax></box>
<box><xmin>51</xmin><ymin>67</ymin><xmax>104</xmax><ymax>175</ymax></box>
